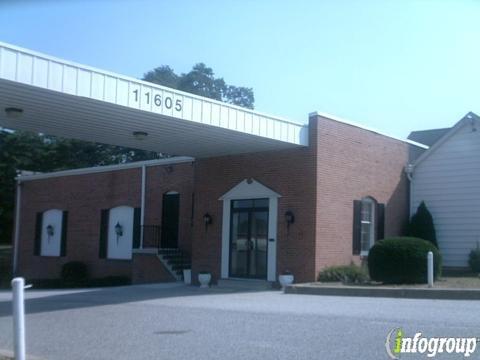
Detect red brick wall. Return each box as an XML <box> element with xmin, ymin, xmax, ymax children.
<box><xmin>16</xmin><ymin>162</ymin><xmax>191</xmax><ymax>283</ymax></box>
<box><xmin>313</xmin><ymin>114</ymin><xmax>410</xmax><ymax>274</ymax></box>
<box><xmin>144</xmin><ymin>162</ymin><xmax>194</xmax><ymax>253</ymax></box>
<box><xmin>190</xmin><ymin>116</ymin><xmax>410</xmax><ymax>283</ymax></box>
<box><xmin>132</xmin><ymin>254</ymin><xmax>175</xmax><ymax>283</ymax></box>
<box><xmin>190</xmin><ymin>118</ymin><xmax>319</xmax><ymax>284</ymax></box>
<box><xmin>15</xmin><ymin>116</ymin><xmax>411</xmax><ymax>285</ymax></box>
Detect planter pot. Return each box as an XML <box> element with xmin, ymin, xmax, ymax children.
<box><xmin>183</xmin><ymin>269</ymin><xmax>192</xmax><ymax>285</ymax></box>
<box><xmin>278</xmin><ymin>274</ymin><xmax>294</xmax><ymax>290</ymax></box>
<box><xmin>198</xmin><ymin>273</ymin><xmax>211</xmax><ymax>288</ymax></box>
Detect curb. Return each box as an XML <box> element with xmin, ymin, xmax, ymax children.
<box><xmin>284</xmin><ymin>284</ymin><xmax>480</xmax><ymax>300</ymax></box>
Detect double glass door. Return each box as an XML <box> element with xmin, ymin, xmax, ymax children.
<box><xmin>229</xmin><ymin>199</ymin><xmax>269</xmax><ymax>279</ymax></box>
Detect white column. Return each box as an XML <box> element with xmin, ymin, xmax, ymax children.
<box><xmin>12</xmin><ymin>277</ymin><xmax>26</xmax><ymax>360</ymax></box>
<box><xmin>427</xmin><ymin>251</ymin><xmax>434</xmax><ymax>287</ymax></box>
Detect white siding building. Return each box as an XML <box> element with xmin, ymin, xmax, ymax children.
<box><xmin>409</xmin><ymin>112</ymin><xmax>480</xmax><ymax>267</ymax></box>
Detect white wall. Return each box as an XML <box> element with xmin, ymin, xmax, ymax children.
<box><xmin>41</xmin><ymin>209</ymin><xmax>63</xmax><ymax>256</ymax></box>
<box><xmin>412</xmin><ymin>124</ymin><xmax>480</xmax><ymax>267</ymax></box>
<box><xmin>107</xmin><ymin>206</ymin><xmax>134</xmax><ymax>260</ymax></box>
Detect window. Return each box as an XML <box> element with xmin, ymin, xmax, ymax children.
<box><xmin>352</xmin><ymin>197</ymin><xmax>385</xmax><ymax>256</ymax></box>
<box><xmin>360</xmin><ymin>198</ymin><xmax>375</xmax><ymax>255</ymax></box>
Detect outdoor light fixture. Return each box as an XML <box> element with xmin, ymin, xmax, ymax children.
<box><xmin>115</xmin><ymin>222</ymin><xmax>123</xmax><ymax>237</ymax></box>
<box><xmin>285</xmin><ymin>210</ymin><xmax>295</xmax><ymax>226</ymax></box>
<box><xmin>203</xmin><ymin>213</ymin><xmax>212</xmax><ymax>230</ymax></box>
<box><xmin>4</xmin><ymin>107</ymin><xmax>23</xmax><ymax>119</ymax></box>
<box><xmin>133</xmin><ymin>131</ymin><xmax>148</xmax><ymax>140</ymax></box>
<box><xmin>46</xmin><ymin>224</ymin><xmax>54</xmax><ymax>239</ymax></box>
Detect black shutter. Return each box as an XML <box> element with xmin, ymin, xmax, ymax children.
<box><xmin>376</xmin><ymin>203</ymin><xmax>385</xmax><ymax>242</ymax></box>
<box><xmin>352</xmin><ymin>200</ymin><xmax>362</xmax><ymax>255</ymax></box>
<box><xmin>34</xmin><ymin>212</ymin><xmax>43</xmax><ymax>256</ymax></box>
<box><xmin>60</xmin><ymin>211</ymin><xmax>68</xmax><ymax>256</ymax></box>
<box><xmin>99</xmin><ymin>209</ymin><xmax>109</xmax><ymax>259</ymax></box>
<box><xmin>133</xmin><ymin>207</ymin><xmax>141</xmax><ymax>249</ymax></box>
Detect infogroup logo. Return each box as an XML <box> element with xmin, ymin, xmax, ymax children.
<box><xmin>385</xmin><ymin>328</ymin><xmax>479</xmax><ymax>358</ymax></box>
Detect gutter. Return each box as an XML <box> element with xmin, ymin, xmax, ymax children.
<box><xmin>140</xmin><ymin>165</ymin><xmax>146</xmax><ymax>249</ymax></box>
<box><xmin>12</xmin><ymin>179</ymin><xmax>21</xmax><ymax>275</ymax></box>
<box><xmin>405</xmin><ymin>164</ymin><xmax>414</xmax><ymax>217</ymax></box>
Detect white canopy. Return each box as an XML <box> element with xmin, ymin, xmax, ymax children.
<box><xmin>0</xmin><ymin>42</ymin><xmax>308</xmax><ymax>158</ymax></box>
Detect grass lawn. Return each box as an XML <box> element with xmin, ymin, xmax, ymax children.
<box><xmin>313</xmin><ymin>274</ymin><xmax>480</xmax><ymax>289</ymax></box>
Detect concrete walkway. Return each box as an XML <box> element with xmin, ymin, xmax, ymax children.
<box><xmin>1</xmin><ymin>283</ymin><xmax>480</xmax><ymax>359</ymax></box>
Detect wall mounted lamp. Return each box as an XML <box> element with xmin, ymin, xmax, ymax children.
<box><xmin>285</xmin><ymin>210</ymin><xmax>295</xmax><ymax>229</ymax></box>
<box><xmin>46</xmin><ymin>224</ymin><xmax>54</xmax><ymax>241</ymax></box>
<box><xmin>203</xmin><ymin>213</ymin><xmax>212</xmax><ymax>230</ymax></box>
<box><xmin>115</xmin><ymin>222</ymin><xmax>123</xmax><ymax>244</ymax></box>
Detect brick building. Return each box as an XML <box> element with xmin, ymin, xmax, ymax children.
<box><xmin>0</xmin><ymin>42</ymin><xmax>425</xmax><ymax>285</ymax></box>
<box><xmin>14</xmin><ymin>114</ymin><xmax>417</xmax><ymax>285</ymax></box>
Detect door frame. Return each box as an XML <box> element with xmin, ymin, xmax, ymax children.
<box><xmin>219</xmin><ymin>179</ymin><xmax>280</xmax><ymax>282</ymax></box>
<box><xmin>228</xmin><ymin>199</ymin><xmax>269</xmax><ymax>279</ymax></box>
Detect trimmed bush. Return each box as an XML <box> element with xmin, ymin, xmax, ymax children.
<box><xmin>61</xmin><ymin>261</ymin><xmax>89</xmax><ymax>286</ymax></box>
<box><xmin>468</xmin><ymin>247</ymin><xmax>480</xmax><ymax>273</ymax></box>
<box><xmin>368</xmin><ymin>237</ymin><xmax>442</xmax><ymax>284</ymax></box>
<box><xmin>318</xmin><ymin>264</ymin><xmax>369</xmax><ymax>284</ymax></box>
<box><xmin>408</xmin><ymin>201</ymin><xmax>438</xmax><ymax>248</ymax></box>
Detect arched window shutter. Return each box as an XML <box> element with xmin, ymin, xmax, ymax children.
<box><xmin>34</xmin><ymin>212</ymin><xmax>43</xmax><ymax>256</ymax></box>
<box><xmin>99</xmin><ymin>209</ymin><xmax>109</xmax><ymax>258</ymax></box>
<box><xmin>352</xmin><ymin>200</ymin><xmax>362</xmax><ymax>255</ymax></box>
<box><xmin>60</xmin><ymin>211</ymin><xmax>69</xmax><ymax>256</ymax></box>
<box><xmin>376</xmin><ymin>203</ymin><xmax>385</xmax><ymax>241</ymax></box>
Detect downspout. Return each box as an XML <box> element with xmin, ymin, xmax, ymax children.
<box><xmin>12</xmin><ymin>179</ymin><xmax>22</xmax><ymax>275</ymax></box>
<box><xmin>140</xmin><ymin>165</ymin><xmax>146</xmax><ymax>249</ymax></box>
<box><xmin>405</xmin><ymin>164</ymin><xmax>414</xmax><ymax>217</ymax></box>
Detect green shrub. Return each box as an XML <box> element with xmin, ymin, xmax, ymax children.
<box><xmin>468</xmin><ymin>247</ymin><xmax>480</xmax><ymax>273</ymax></box>
<box><xmin>318</xmin><ymin>264</ymin><xmax>369</xmax><ymax>284</ymax></box>
<box><xmin>408</xmin><ymin>201</ymin><xmax>438</xmax><ymax>248</ymax></box>
<box><xmin>368</xmin><ymin>237</ymin><xmax>442</xmax><ymax>284</ymax></box>
<box><xmin>61</xmin><ymin>261</ymin><xmax>89</xmax><ymax>286</ymax></box>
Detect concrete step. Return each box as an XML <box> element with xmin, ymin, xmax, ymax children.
<box><xmin>217</xmin><ymin>279</ymin><xmax>274</xmax><ymax>290</ymax></box>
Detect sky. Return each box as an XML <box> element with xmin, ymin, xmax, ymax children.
<box><xmin>0</xmin><ymin>0</ymin><xmax>479</xmax><ymax>139</ymax></box>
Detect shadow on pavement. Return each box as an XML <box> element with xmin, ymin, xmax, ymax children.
<box><xmin>0</xmin><ymin>283</ymin><xmax>274</xmax><ymax>317</ymax></box>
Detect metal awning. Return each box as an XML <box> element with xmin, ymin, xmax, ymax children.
<box><xmin>0</xmin><ymin>41</ymin><xmax>308</xmax><ymax>158</ymax></box>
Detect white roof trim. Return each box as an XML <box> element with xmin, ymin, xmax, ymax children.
<box><xmin>0</xmin><ymin>41</ymin><xmax>307</xmax><ymax>156</ymax></box>
<box><xmin>0</xmin><ymin>41</ymin><xmax>303</xmax><ymax>127</ymax></box>
<box><xmin>16</xmin><ymin>156</ymin><xmax>194</xmax><ymax>182</ymax></box>
<box><xmin>309</xmin><ymin>111</ymin><xmax>429</xmax><ymax>149</ymax></box>
<box><xmin>411</xmin><ymin>113</ymin><xmax>479</xmax><ymax>168</ymax></box>
<box><xmin>219</xmin><ymin>178</ymin><xmax>281</xmax><ymax>200</ymax></box>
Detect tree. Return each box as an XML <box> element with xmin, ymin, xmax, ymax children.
<box><xmin>143</xmin><ymin>62</ymin><xmax>255</xmax><ymax>109</ymax></box>
<box><xmin>143</xmin><ymin>66</ymin><xmax>179</xmax><ymax>89</ymax></box>
<box><xmin>0</xmin><ymin>131</ymin><xmax>160</xmax><ymax>243</ymax></box>
<box><xmin>407</xmin><ymin>201</ymin><xmax>438</xmax><ymax>248</ymax></box>
<box><xmin>1</xmin><ymin>63</ymin><xmax>255</xmax><ymax>243</ymax></box>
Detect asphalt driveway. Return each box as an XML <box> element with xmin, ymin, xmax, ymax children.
<box><xmin>0</xmin><ymin>283</ymin><xmax>480</xmax><ymax>359</ymax></box>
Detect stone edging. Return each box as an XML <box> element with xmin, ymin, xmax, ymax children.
<box><xmin>284</xmin><ymin>283</ymin><xmax>480</xmax><ymax>300</ymax></box>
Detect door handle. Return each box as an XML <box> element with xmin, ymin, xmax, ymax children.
<box><xmin>269</xmin><ymin>238</ymin><xmax>275</xmax><ymax>242</ymax></box>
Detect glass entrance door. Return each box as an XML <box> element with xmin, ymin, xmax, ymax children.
<box><xmin>229</xmin><ymin>199</ymin><xmax>269</xmax><ymax>279</ymax></box>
